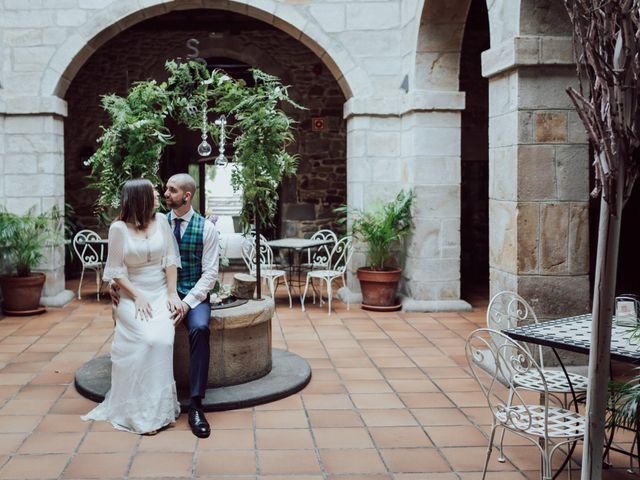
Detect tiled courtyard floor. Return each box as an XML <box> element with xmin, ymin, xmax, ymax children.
<box><xmin>0</xmin><ymin>276</ymin><xmax>636</xmax><ymax>479</ymax></box>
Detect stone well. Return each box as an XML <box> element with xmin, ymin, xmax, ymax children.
<box><xmin>173</xmin><ymin>298</ymin><xmax>274</xmax><ymax>390</ymax></box>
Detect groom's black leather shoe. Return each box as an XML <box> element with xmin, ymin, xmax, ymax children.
<box><xmin>188</xmin><ymin>407</ymin><xmax>210</xmax><ymax>438</ymax></box>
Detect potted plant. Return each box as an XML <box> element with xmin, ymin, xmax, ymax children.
<box><xmin>0</xmin><ymin>207</ymin><xmax>63</xmax><ymax>316</ymax></box>
<box><xmin>337</xmin><ymin>189</ymin><xmax>413</xmax><ymax>311</ymax></box>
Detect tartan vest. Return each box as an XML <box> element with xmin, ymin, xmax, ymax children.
<box><xmin>167</xmin><ymin>212</ymin><xmax>205</xmax><ymax>295</ymax></box>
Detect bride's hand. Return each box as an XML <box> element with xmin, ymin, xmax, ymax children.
<box><xmin>134</xmin><ymin>294</ymin><xmax>153</xmax><ymax>322</ymax></box>
<box><xmin>167</xmin><ymin>294</ymin><xmax>183</xmax><ymax>326</ymax></box>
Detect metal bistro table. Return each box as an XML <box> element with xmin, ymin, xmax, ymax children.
<box><xmin>267</xmin><ymin>237</ymin><xmax>334</xmax><ymax>299</ymax></box>
<box><xmin>504</xmin><ymin>314</ymin><xmax>640</xmax><ymax>473</ymax></box>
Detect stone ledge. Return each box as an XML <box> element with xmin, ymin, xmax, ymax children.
<box><xmin>344</xmin><ymin>90</ymin><xmax>465</xmax><ymax>119</ymax></box>
<box><xmin>482</xmin><ymin>36</ymin><xmax>574</xmax><ymax>78</ymax></box>
<box><xmin>210</xmin><ymin>297</ymin><xmax>274</xmax><ymax>330</ymax></box>
<box><xmin>0</xmin><ymin>96</ymin><xmax>68</xmax><ymax>116</ymax></box>
<box><xmin>337</xmin><ymin>287</ymin><xmax>473</xmax><ymax>312</ymax></box>
<box><xmin>40</xmin><ymin>289</ymin><xmax>75</xmax><ymax>308</ymax></box>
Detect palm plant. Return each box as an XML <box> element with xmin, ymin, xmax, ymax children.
<box><xmin>337</xmin><ymin>190</ymin><xmax>413</xmax><ymax>270</ymax></box>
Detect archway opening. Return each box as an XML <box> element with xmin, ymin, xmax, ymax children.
<box><xmin>460</xmin><ymin>0</ymin><xmax>490</xmax><ymax>299</ymax></box>
<box><xmin>63</xmin><ymin>8</ymin><xmax>347</xmax><ymax>275</ymax></box>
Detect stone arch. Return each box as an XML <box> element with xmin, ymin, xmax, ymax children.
<box><xmin>41</xmin><ymin>0</ymin><xmax>366</xmax><ymax>100</ymax></box>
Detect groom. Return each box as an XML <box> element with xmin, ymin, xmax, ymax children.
<box><xmin>164</xmin><ymin>173</ymin><xmax>220</xmax><ymax>439</ymax></box>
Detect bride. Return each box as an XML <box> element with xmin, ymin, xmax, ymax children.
<box><xmin>82</xmin><ymin>178</ymin><xmax>182</xmax><ymax>434</ymax></box>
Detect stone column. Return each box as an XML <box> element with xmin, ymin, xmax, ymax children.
<box><xmin>342</xmin><ymin>92</ymin><xmax>470</xmax><ymax>311</ymax></box>
<box><xmin>0</xmin><ymin>97</ymin><xmax>74</xmax><ymax>306</ymax></box>
<box><xmin>483</xmin><ymin>36</ymin><xmax>590</xmax><ymax>318</ymax></box>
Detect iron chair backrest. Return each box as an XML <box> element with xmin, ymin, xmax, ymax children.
<box><xmin>466</xmin><ymin>328</ymin><xmax>550</xmax><ymax>436</ymax></box>
<box><xmin>307</xmin><ymin>229</ymin><xmax>338</xmax><ymax>266</ymax></box>
<box><xmin>486</xmin><ymin>290</ymin><xmax>544</xmax><ymax>369</ymax></box>
<box><xmin>73</xmin><ymin>230</ymin><xmax>105</xmax><ymax>266</ymax></box>
<box><xmin>240</xmin><ymin>233</ymin><xmax>270</xmax><ymax>272</ymax></box>
<box><xmin>328</xmin><ymin>236</ymin><xmax>353</xmax><ymax>273</ymax></box>
<box><xmin>241</xmin><ymin>233</ymin><xmax>275</xmax><ymax>274</ymax></box>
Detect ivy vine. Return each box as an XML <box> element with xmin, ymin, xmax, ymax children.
<box><xmin>86</xmin><ymin>60</ymin><xmax>302</xmax><ymax>229</ymax></box>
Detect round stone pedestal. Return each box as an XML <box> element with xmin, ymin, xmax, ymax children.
<box><xmin>173</xmin><ymin>298</ymin><xmax>273</xmax><ymax>389</ymax></box>
<box><xmin>75</xmin><ymin>298</ymin><xmax>312</xmax><ymax>411</ymax></box>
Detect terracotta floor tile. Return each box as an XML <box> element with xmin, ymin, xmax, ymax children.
<box><xmin>78</xmin><ymin>430</ymin><xmax>140</xmax><ymax>453</ymax></box>
<box><xmin>343</xmin><ymin>380</ymin><xmax>393</xmax><ymax>393</ymax></box>
<box><xmin>379</xmin><ymin>367</ymin><xmax>427</xmax><ymax>380</ymax></box>
<box><xmin>423</xmin><ymin>366</ymin><xmax>474</xmax><ymax>379</ymax></box>
<box><xmin>256</xmin><ymin>428</ymin><xmax>314</xmax><ymax>449</ymax></box>
<box><xmin>0</xmin><ymin>453</ymin><xmax>70</xmax><ymax>479</ymax></box>
<box><xmin>138</xmin><ymin>429</ymin><xmax>197</xmax><ymax>452</ymax></box>
<box><xmin>307</xmin><ymin>409</ymin><xmax>363</xmax><ymax>428</ymax></box>
<box><xmin>18</xmin><ymin>431</ymin><xmax>83</xmax><ymax>453</ymax></box>
<box><xmin>319</xmin><ymin>449</ymin><xmax>387</xmax><ymax>474</ymax></box>
<box><xmin>302</xmin><ymin>380</ymin><xmax>346</xmax><ymax>394</ymax></box>
<box><xmin>337</xmin><ymin>368</ymin><xmax>384</xmax><ymax>381</ymax></box>
<box><xmin>440</xmin><ymin>447</ymin><xmax>516</xmax><ymax>472</ymax></box>
<box><xmin>412</xmin><ymin>408</ymin><xmax>470</xmax><ymax>426</ymax></box>
<box><xmin>255</xmin><ymin>410</ymin><xmax>308</xmax><ymax>429</ymax></box>
<box><xmin>351</xmin><ymin>393</ymin><xmax>405</xmax><ymax>409</ymax></box>
<box><xmin>398</xmin><ymin>392</ymin><xmax>455</xmax><ymax>408</ymax></box>
<box><xmin>129</xmin><ymin>452</ymin><xmax>194</xmax><ymax>477</ymax></box>
<box><xmin>262</xmin><ymin>476</ymin><xmax>322</xmax><ymax>480</ymax></box>
<box><xmin>62</xmin><ymin>452</ymin><xmax>131</xmax><ymax>478</ymax></box>
<box><xmin>198</xmin><ymin>429</ymin><xmax>254</xmax><ymax>450</ymax></box>
<box><xmin>381</xmin><ymin>447</ymin><xmax>451</xmax><ymax>473</ymax></box>
<box><xmin>313</xmin><ymin>427</ymin><xmax>374</xmax><ymax>448</ymax></box>
<box><xmin>0</xmin><ymin>414</ymin><xmax>41</xmax><ymax>433</ymax></box>
<box><xmin>0</xmin><ymin>433</ymin><xmax>27</xmax><ymax>454</ymax></box>
<box><xmin>359</xmin><ymin>409</ymin><xmax>419</xmax><ymax>427</ymax></box>
<box><xmin>368</xmin><ymin>426</ymin><xmax>432</xmax><ymax>448</ymax></box>
<box><xmin>208</xmin><ymin>410</ymin><xmax>253</xmax><ymax>429</ymax></box>
<box><xmin>447</xmin><ymin>391</ymin><xmax>488</xmax><ymax>408</ymax></box>
<box><xmin>302</xmin><ymin>393</ymin><xmax>353</xmax><ymax>409</ymax></box>
<box><xmin>35</xmin><ymin>413</ymin><xmax>89</xmax><ymax>432</ymax></box>
<box><xmin>326</xmin><ymin>475</ymin><xmax>392</xmax><ymax>480</ymax></box>
<box><xmin>0</xmin><ymin>373</ymin><xmax>36</xmax><ymax>385</ymax></box>
<box><xmin>1</xmin><ymin>361</ymin><xmax>47</xmax><ymax>373</ymax></box>
<box><xmin>195</xmin><ymin>450</ymin><xmax>257</xmax><ymax>475</ymax></box>
<box><xmin>254</xmin><ymin>394</ymin><xmax>303</xmax><ymax>410</ymax></box>
<box><xmin>51</xmin><ymin>397</ymin><xmax>97</xmax><ymax>414</ymax></box>
<box><xmin>259</xmin><ymin>449</ymin><xmax>321</xmax><ymax>474</ymax></box>
<box><xmin>461</xmin><ymin>407</ymin><xmax>494</xmax><ymax>426</ymax></box>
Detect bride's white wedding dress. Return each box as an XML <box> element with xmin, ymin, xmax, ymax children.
<box><xmin>82</xmin><ymin>213</ymin><xmax>181</xmax><ymax>433</ymax></box>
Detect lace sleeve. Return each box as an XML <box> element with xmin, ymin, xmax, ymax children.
<box><xmin>102</xmin><ymin>222</ymin><xmax>128</xmax><ymax>281</ymax></box>
<box><xmin>158</xmin><ymin>213</ymin><xmax>181</xmax><ymax>269</ymax></box>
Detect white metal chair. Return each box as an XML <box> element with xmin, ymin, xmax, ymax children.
<box><xmin>72</xmin><ymin>229</ymin><xmax>106</xmax><ymax>300</ymax></box>
<box><xmin>300</xmin><ymin>229</ymin><xmax>338</xmax><ymax>304</ymax></box>
<box><xmin>486</xmin><ymin>291</ymin><xmax>589</xmax><ymax>462</ymax></box>
<box><xmin>301</xmin><ymin>236</ymin><xmax>352</xmax><ymax>315</ymax></box>
<box><xmin>241</xmin><ymin>234</ymin><xmax>292</xmax><ymax>308</ymax></box>
<box><xmin>466</xmin><ymin>328</ymin><xmax>585</xmax><ymax>480</ymax></box>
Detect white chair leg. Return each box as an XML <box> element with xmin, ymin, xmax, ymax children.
<box><xmin>482</xmin><ymin>424</ymin><xmax>497</xmax><ymax>480</ymax></box>
<box><xmin>268</xmin><ymin>277</ymin><xmax>276</xmax><ymax>300</ymax></box>
<box><xmin>282</xmin><ymin>275</ymin><xmax>292</xmax><ymax>309</ymax></box>
<box><xmin>95</xmin><ymin>270</ymin><xmax>101</xmax><ymax>301</ymax></box>
<box><xmin>301</xmin><ymin>275</ymin><xmax>312</xmax><ymax>311</ymax></box>
<box><xmin>78</xmin><ymin>268</ymin><xmax>85</xmax><ymax>300</ymax></box>
<box><xmin>326</xmin><ymin>279</ymin><xmax>333</xmax><ymax>315</ymax></box>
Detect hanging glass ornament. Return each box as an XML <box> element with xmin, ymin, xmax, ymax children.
<box><xmin>214</xmin><ymin>114</ymin><xmax>228</xmax><ymax>167</ymax></box>
<box><xmin>197</xmin><ymin>100</ymin><xmax>212</xmax><ymax>157</ymax></box>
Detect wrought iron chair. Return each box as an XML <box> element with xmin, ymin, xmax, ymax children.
<box><xmin>72</xmin><ymin>229</ymin><xmax>106</xmax><ymax>300</ymax></box>
<box><xmin>300</xmin><ymin>229</ymin><xmax>338</xmax><ymax>303</ymax></box>
<box><xmin>466</xmin><ymin>328</ymin><xmax>585</xmax><ymax>480</ymax></box>
<box><xmin>301</xmin><ymin>236</ymin><xmax>352</xmax><ymax>315</ymax></box>
<box><xmin>486</xmin><ymin>291</ymin><xmax>589</xmax><ymax>462</ymax></box>
<box><xmin>241</xmin><ymin>234</ymin><xmax>292</xmax><ymax>308</ymax></box>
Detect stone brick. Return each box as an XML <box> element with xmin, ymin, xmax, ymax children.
<box><xmin>337</xmin><ymin>30</ymin><xmax>401</xmax><ymax>57</ymax></box>
<box><xmin>568</xmin><ymin>202</ymin><xmax>589</xmax><ymax>275</ymax></box>
<box><xmin>489</xmin><ymin>111</ymin><xmax>518</xmax><ymax>148</ymax></box>
<box><xmin>517</xmin><ymin>202</ymin><xmax>539</xmax><ymax>274</ymax></box>
<box><xmin>535</xmin><ymin>112</ymin><xmax>567</xmax><ymax>142</ymax></box>
<box><xmin>412</xmin><ymin>185</ymin><xmax>460</xmax><ymax>219</ymax></box>
<box><xmin>417</xmin><ymin>22</ymin><xmax>465</xmax><ymax>53</ymax></box>
<box><xmin>2</xmin><ymin>28</ymin><xmax>42</xmax><ymax>46</ymax></box>
<box><xmin>415</xmin><ymin>52</ymin><xmax>460</xmax><ymax>91</ymax></box>
<box><xmin>3</xmin><ymin>115</ymin><xmax>45</xmax><ymax>134</ymax></box>
<box><xmin>568</xmin><ymin>110</ymin><xmax>588</xmax><ymax>143</ymax></box>
<box><xmin>406</xmin><ymin>280</ymin><xmax>460</xmax><ymax>301</ymax></box>
<box><xmin>407</xmin><ymin>219</ymin><xmax>441</xmax><ymax>258</ymax></box>
<box><xmin>541</xmin><ymin>36</ymin><xmax>574</xmax><ymax>64</ymax></box>
<box><xmin>489</xmin><ymin>146</ymin><xmax>517</xmax><ymax>201</ymax></box>
<box><xmin>540</xmin><ymin>203</ymin><xmax>569</xmax><ymax>274</ymax></box>
<box><xmin>56</xmin><ymin>10</ymin><xmax>88</xmax><ymax>27</ymax></box>
<box><xmin>346</xmin><ymin>3</ymin><xmax>400</xmax><ymax>30</ymax></box>
<box><xmin>370</xmin><ymin>157</ymin><xmax>401</xmax><ymax>182</ymax></box>
<box><xmin>489</xmin><ymin>199</ymin><xmax>517</xmax><ymax>273</ymax></box>
<box><xmin>518</xmin><ymin>67</ymin><xmax>579</xmax><ymax>110</ymax></box>
<box><xmin>6</xmin><ymin>133</ymin><xmax>62</xmax><ymax>154</ymax></box>
<box><xmin>518</xmin><ymin>111</ymin><xmax>534</xmax><ymax>144</ymax></box>
<box><xmin>517</xmin><ymin>145</ymin><xmax>557</xmax><ymax>201</ymax></box>
<box><xmin>489</xmin><ymin>267</ymin><xmax>518</xmax><ymax>299</ymax></box>
<box><xmin>309</xmin><ymin>4</ymin><xmax>345</xmax><ymax>33</ymax></box>
<box><xmin>3</xmin><ymin>154</ymin><xmax>38</xmax><ymax>174</ymax></box>
<box><xmin>366</xmin><ymin>131</ymin><xmax>399</xmax><ymax>157</ymax></box>
<box><xmin>518</xmin><ymin>275</ymin><xmax>590</xmax><ymax>319</ymax></box>
<box><xmin>404</xmin><ymin>257</ymin><xmax>459</xmax><ymax>282</ymax></box>
<box><xmin>556</xmin><ymin>144</ymin><xmax>589</xmax><ymax>201</ymax></box>
<box><xmin>410</xmin><ymin>126</ymin><xmax>460</xmax><ymax>157</ymax></box>
<box><xmin>409</xmin><ymin>156</ymin><xmax>460</xmax><ymax>186</ymax></box>
<box><xmin>488</xmin><ymin>71</ymin><xmax>517</xmax><ymax>116</ymax></box>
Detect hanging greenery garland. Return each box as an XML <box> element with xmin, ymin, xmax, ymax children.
<box><xmin>85</xmin><ymin>60</ymin><xmax>302</xmax><ymax>230</ymax></box>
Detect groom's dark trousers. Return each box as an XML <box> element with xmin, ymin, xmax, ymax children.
<box><xmin>179</xmin><ymin>295</ymin><xmax>210</xmax><ymax>398</ymax></box>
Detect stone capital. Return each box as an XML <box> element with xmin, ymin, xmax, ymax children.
<box><xmin>344</xmin><ymin>90</ymin><xmax>465</xmax><ymax>119</ymax></box>
<box><xmin>0</xmin><ymin>96</ymin><xmax>68</xmax><ymax>117</ymax></box>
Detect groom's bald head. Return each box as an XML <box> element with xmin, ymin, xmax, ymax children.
<box><xmin>168</xmin><ymin>173</ymin><xmax>196</xmax><ymax>195</ymax></box>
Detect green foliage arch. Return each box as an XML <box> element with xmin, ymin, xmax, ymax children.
<box><xmin>86</xmin><ymin>60</ymin><xmax>302</xmax><ymax>229</ymax></box>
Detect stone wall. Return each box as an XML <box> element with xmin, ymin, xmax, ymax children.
<box><xmin>63</xmin><ymin>10</ymin><xmax>346</xmax><ymax>240</ymax></box>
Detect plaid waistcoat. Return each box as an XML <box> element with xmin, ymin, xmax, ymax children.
<box><xmin>167</xmin><ymin>212</ymin><xmax>205</xmax><ymax>295</ymax></box>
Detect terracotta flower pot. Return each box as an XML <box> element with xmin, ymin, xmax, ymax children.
<box><xmin>357</xmin><ymin>267</ymin><xmax>402</xmax><ymax>311</ymax></box>
<box><xmin>0</xmin><ymin>273</ymin><xmax>46</xmax><ymax>316</ymax></box>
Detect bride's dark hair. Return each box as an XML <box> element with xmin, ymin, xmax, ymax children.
<box><xmin>119</xmin><ymin>179</ymin><xmax>155</xmax><ymax>230</ymax></box>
